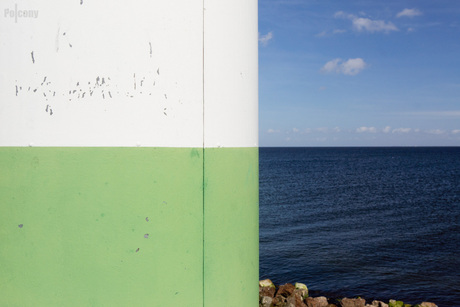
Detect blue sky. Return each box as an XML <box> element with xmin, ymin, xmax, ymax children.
<box><xmin>258</xmin><ymin>0</ymin><xmax>460</xmax><ymax>146</ymax></box>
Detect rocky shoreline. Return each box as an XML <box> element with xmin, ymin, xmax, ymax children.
<box><xmin>259</xmin><ymin>279</ymin><xmax>438</xmax><ymax>307</ymax></box>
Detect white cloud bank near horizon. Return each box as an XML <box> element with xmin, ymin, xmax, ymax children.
<box><xmin>266</xmin><ymin>126</ymin><xmax>460</xmax><ymax>136</ymax></box>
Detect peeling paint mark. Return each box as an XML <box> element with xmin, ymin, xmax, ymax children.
<box><xmin>28</xmin><ymin>87</ymin><xmax>30</xmax><ymax>91</ymax></box>
<box><xmin>15</xmin><ymin>85</ymin><xmax>18</xmax><ymax>96</ymax></box>
<box><xmin>157</xmin><ymin>68</ymin><xmax>160</xmax><ymax>75</ymax></box>
<box><xmin>82</xmin><ymin>92</ymin><xmax>85</xmax><ymax>98</ymax></box>
<box><xmin>18</xmin><ymin>224</ymin><xmax>23</xmax><ymax>228</ymax></box>
<box><xmin>50</xmin><ymin>109</ymin><xmax>53</xmax><ymax>115</ymax></box>
<box><xmin>53</xmin><ymin>91</ymin><xmax>56</xmax><ymax>96</ymax></box>
<box><xmin>164</xmin><ymin>94</ymin><xmax>167</xmax><ymax>99</ymax></box>
<box><xmin>33</xmin><ymin>88</ymin><xmax>37</xmax><ymax>92</ymax></box>
<box><xmin>55</xmin><ymin>28</ymin><xmax>60</xmax><ymax>52</ymax></box>
<box><xmin>149</xmin><ymin>42</ymin><xmax>152</xmax><ymax>57</ymax></box>
<box><xmin>76</xmin><ymin>82</ymin><xmax>79</xmax><ymax>86</ymax></box>
<box><xmin>80</xmin><ymin>0</ymin><xmax>83</xmax><ymax>4</ymax></box>
<box><xmin>144</xmin><ymin>234</ymin><xmax>149</xmax><ymax>239</ymax></box>
<box><xmin>41</xmin><ymin>76</ymin><xmax>47</xmax><ymax>85</ymax></box>
<box><xmin>63</xmin><ymin>32</ymin><xmax>66</xmax><ymax>36</ymax></box>
<box><xmin>72</xmin><ymin>90</ymin><xmax>76</xmax><ymax>94</ymax></box>
<box><xmin>31</xmin><ymin>51</ymin><xmax>35</xmax><ymax>64</ymax></box>
<box><xmin>108</xmin><ymin>91</ymin><xmax>112</xmax><ymax>98</ymax></box>
<box><xmin>133</xmin><ymin>73</ymin><xmax>136</xmax><ymax>90</ymax></box>
<box><xmin>69</xmin><ymin>43</ymin><xmax>73</xmax><ymax>48</ymax></box>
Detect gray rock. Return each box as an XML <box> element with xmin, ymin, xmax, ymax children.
<box><xmin>341</xmin><ymin>297</ymin><xmax>366</xmax><ymax>307</ymax></box>
<box><xmin>368</xmin><ymin>301</ymin><xmax>388</xmax><ymax>307</ymax></box>
<box><xmin>295</xmin><ymin>283</ymin><xmax>309</xmax><ymax>299</ymax></box>
<box><xmin>261</xmin><ymin>296</ymin><xmax>273</xmax><ymax>307</ymax></box>
<box><xmin>287</xmin><ymin>293</ymin><xmax>307</xmax><ymax>307</ymax></box>
<box><xmin>260</xmin><ymin>279</ymin><xmax>276</xmax><ymax>288</ymax></box>
<box><xmin>260</xmin><ymin>285</ymin><xmax>276</xmax><ymax>298</ymax></box>
<box><xmin>420</xmin><ymin>303</ymin><xmax>437</xmax><ymax>307</ymax></box>
<box><xmin>277</xmin><ymin>283</ymin><xmax>296</xmax><ymax>298</ymax></box>
<box><xmin>389</xmin><ymin>300</ymin><xmax>404</xmax><ymax>307</ymax></box>
<box><xmin>305</xmin><ymin>296</ymin><xmax>329</xmax><ymax>307</ymax></box>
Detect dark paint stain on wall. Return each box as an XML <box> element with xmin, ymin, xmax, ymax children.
<box><xmin>14</xmin><ymin>59</ymin><xmax>174</xmax><ymax>115</ymax></box>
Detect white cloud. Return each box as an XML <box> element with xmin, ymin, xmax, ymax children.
<box><xmin>411</xmin><ymin>110</ymin><xmax>460</xmax><ymax>117</ymax></box>
<box><xmin>334</xmin><ymin>11</ymin><xmax>353</xmax><ymax>19</ymax></box>
<box><xmin>383</xmin><ymin>126</ymin><xmax>392</xmax><ymax>133</ymax></box>
<box><xmin>292</xmin><ymin>128</ymin><xmax>299</xmax><ymax>133</ymax></box>
<box><xmin>396</xmin><ymin>8</ymin><xmax>422</xmax><ymax>18</ymax></box>
<box><xmin>316</xmin><ymin>31</ymin><xmax>327</xmax><ymax>37</ymax></box>
<box><xmin>333</xmin><ymin>29</ymin><xmax>347</xmax><ymax>34</ymax></box>
<box><xmin>356</xmin><ymin>126</ymin><xmax>377</xmax><ymax>133</ymax></box>
<box><xmin>352</xmin><ymin>17</ymin><xmax>398</xmax><ymax>33</ymax></box>
<box><xmin>267</xmin><ymin>128</ymin><xmax>279</xmax><ymax>134</ymax></box>
<box><xmin>392</xmin><ymin>128</ymin><xmax>412</xmax><ymax>133</ymax></box>
<box><xmin>316</xmin><ymin>127</ymin><xmax>330</xmax><ymax>133</ymax></box>
<box><xmin>341</xmin><ymin>58</ymin><xmax>367</xmax><ymax>75</ymax></box>
<box><xmin>321</xmin><ymin>58</ymin><xmax>341</xmax><ymax>73</ymax></box>
<box><xmin>259</xmin><ymin>31</ymin><xmax>273</xmax><ymax>46</ymax></box>
<box><xmin>452</xmin><ymin>129</ymin><xmax>460</xmax><ymax>134</ymax></box>
<box><xmin>321</xmin><ymin>58</ymin><xmax>367</xmax><ymax>76</ymax></box>
<box><xmin>335</xmin><ymin>11</ymin><xmax>398</xmax><ymax>33</ymax></box>
<box><xmin>427</xmin><ymin>129</ymin><xmax>446</xmax><ymax>135</ymax></box>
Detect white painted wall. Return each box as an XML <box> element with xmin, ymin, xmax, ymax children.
<box><xmin>0</xmin><ymin>0</ymin><xmax>257</xmax><ymax>148</ymax></box>
<box><xmin>203</xmin><ymin>0</ymin><xmax>258</xmax><ymax>148</ymax></box>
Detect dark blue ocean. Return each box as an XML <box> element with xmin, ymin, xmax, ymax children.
<box><xmin>259</xmin><ymin>147</ymin><xmax>460</xmax><ymax>307</ymax></box>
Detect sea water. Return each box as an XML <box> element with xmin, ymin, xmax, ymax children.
<box><xmin>259</xmin><ymin>147</ymin><xmax>460</xmax><ymax>307</ymax></box>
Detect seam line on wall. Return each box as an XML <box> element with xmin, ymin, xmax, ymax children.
<box><xmin>202</xmin><ymin>1</ymin><xmax>205</xmax><ymax>306</ymax></box>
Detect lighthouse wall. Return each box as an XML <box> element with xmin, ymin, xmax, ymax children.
<box><xmin>0</xmin><ymin>1</ymin><xmax>258</xmax><ymax>306</ymax></box>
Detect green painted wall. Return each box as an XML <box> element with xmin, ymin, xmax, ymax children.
<box><xmin>204</xmin><ymin>147</ymin><xmax>259</xmax><ymax>307</ymax></box>
<box><xmin>0</xmin><ymin>147</ymin><xmax>258</xmax><ymax>306</ymax></box>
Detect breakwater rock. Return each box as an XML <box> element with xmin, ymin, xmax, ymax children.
<box><xmin>259</xmin><ymin>279</ymin><xmax>438</xmax><ymax>307</ymax></box>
